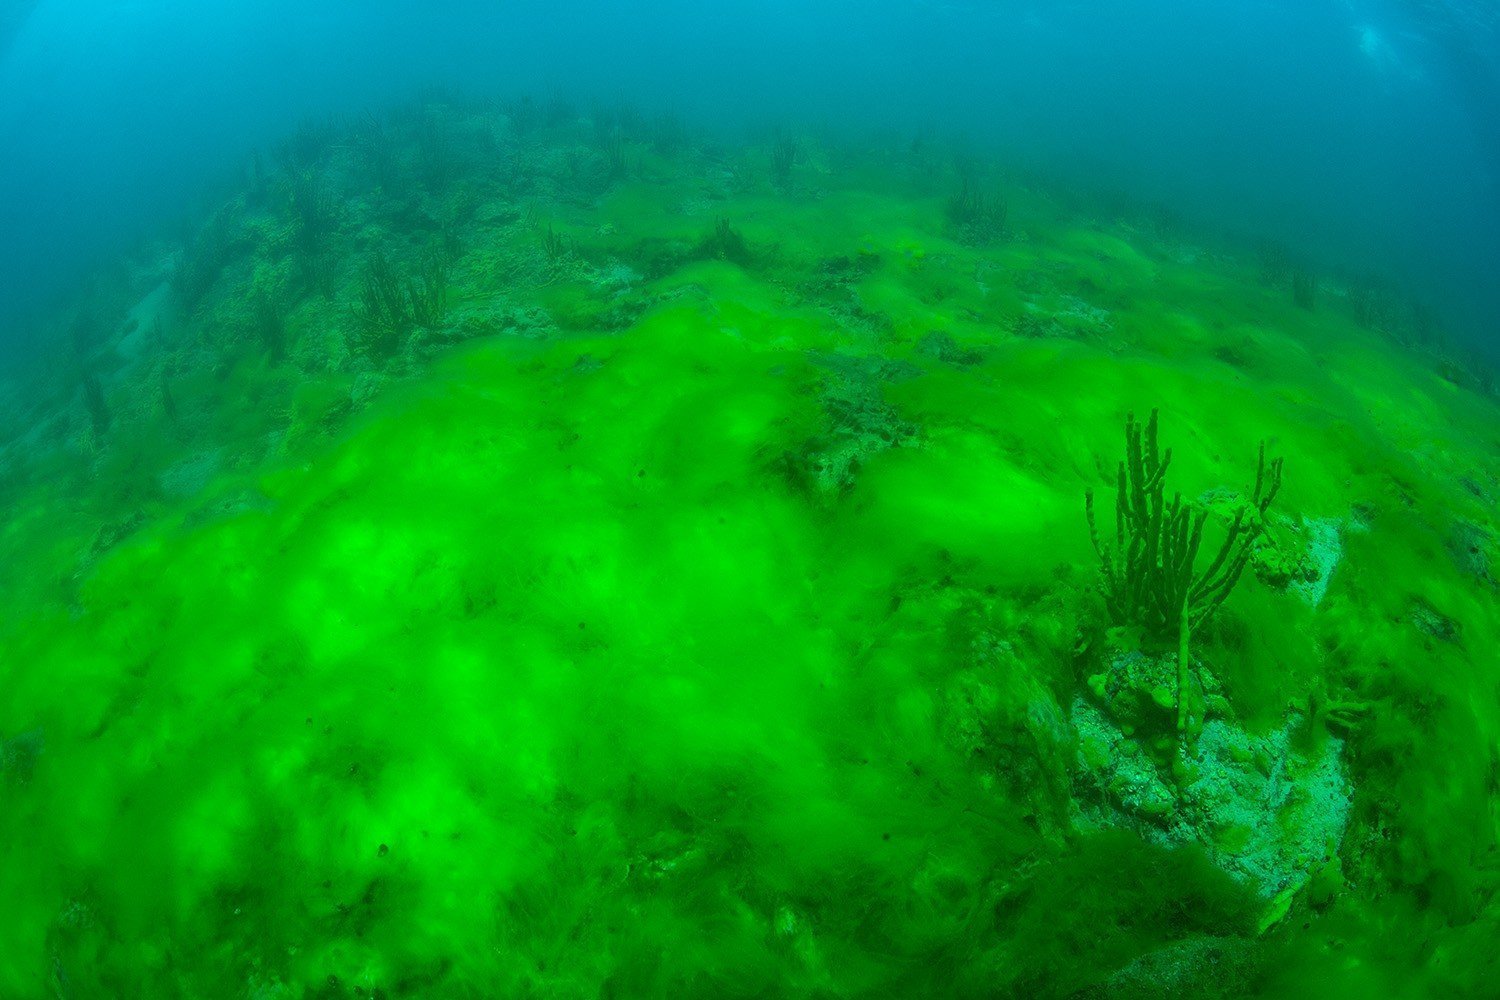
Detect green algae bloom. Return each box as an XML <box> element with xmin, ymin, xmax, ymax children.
<box><xmin>1</xmin><ymin>101</ymin><xmax>1498</xmax><ymax>1000</ymax></box>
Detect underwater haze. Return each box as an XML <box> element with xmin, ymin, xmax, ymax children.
<box><xmin>2</xmin><ymin>1</ymin><xmax>1500</xmax><ymax>998</ymax></box>
<box><xmin>2</xmin><ymin>0</ymin><xmax>1498</xmax><ymax>349</ymax></box>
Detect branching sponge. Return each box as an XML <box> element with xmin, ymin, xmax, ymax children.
<box><xmin>1086</xmin><ymin>410</ymin><xmax>1282</xmax><ymax>740</ymax></box>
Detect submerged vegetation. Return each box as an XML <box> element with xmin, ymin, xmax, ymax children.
<box><xmin>946</xmin><ymin>166</ymin><xmax>1009</xmax><ymax>244</ymax></box>
<box><xmin>352</xmin><ymin>251</ymin><xmax>450</xmax><ymax>359</ymax></box>
<box><xmin>0</xmin><ymin>93</ymin><xmax>1498</xmax><ymax>998</ymax></box>
<box><xmin>1086</xmin><ymin>410</ymin><xmax>1283</xmax><ymax>752</ymax></box>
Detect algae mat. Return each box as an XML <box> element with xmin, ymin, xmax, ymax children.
<box><xmin>1</xmin><ymin>107</ymin><xmax>1498</xmax><ymax>998</ymax></box>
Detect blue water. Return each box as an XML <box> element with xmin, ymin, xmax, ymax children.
<box><xmin>1</xmin><ymin>0</ymin><xmax>1496</xmax><ymax>353</ymax></box>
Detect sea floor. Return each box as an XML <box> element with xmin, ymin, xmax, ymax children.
<box><xmin>1</xmin><ymin>99</ymin><xmax>1497</xmax><ymax>998</ymax></box>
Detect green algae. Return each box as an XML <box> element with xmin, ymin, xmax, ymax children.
<box><xmin>0</xmin><ymin>101</ymin><xmax>1498</xmax><ymax>998</ymax></box>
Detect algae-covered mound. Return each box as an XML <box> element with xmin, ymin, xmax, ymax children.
<box><xmin>1072</xmin><ymin>685</ymin><xmax>1352</xmax><ymax>910</ymax></box>
<box><xmin>1</xmin><ymin>99</ymin><xmax>1498</xmax><ymax>999</ymax></box>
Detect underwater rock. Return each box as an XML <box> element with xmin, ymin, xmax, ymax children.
<box><xmin>1448</xmin><ymin>519</ymin><xmax>1494</xmax><ymax>588</ymax></box>
<box><xmin>941</xmin><ymin>639</ymin><xmax>1073</xmax><ymax>833</ymax></box>
<box><xmin>826</xmin><ymin>300</ymin><xmax>895</xmax><ymax>339</ymax></box>
<box><xmin>782</xmin><ymin>352</ymin><xmax>922</xmax><ymax>499</ymax></box>
<box><xmin>0</xmin><ymin>728</ymin><xmax>43</xmax><ymax>786</ymax></box>
<box><xmin>1081</xmin><ymin>934</ymin><xmax>1263</xmax><ymax>999</ymax></box>
<box><xmin>245</xmin><ymin>975</ymin><xmax>294</xmax><ymax>1000</ymax></box>
<box><xmin>159</xmin><ymin>448</ymin><xmax>225</xmax><ymax>499</ymax></box>
<box><xmin>350</xmin><ymin>371</ymin><xmax>390</xmax><ymax>410</ymax></box>
<box><xmin>589</xmin><ymin>261</ymin><xmax>642</xmax><ymax>293</ymax></box>
<box><xmin>1288</xmin><ymin>518</ymin><xmax>1342</xmax><ymax>607</ymax></box>
<box><xmin>1250</xmin><ymin>543</ymin><xmax>1318</xmax><ymax>592</ymax></box>
<box><xmin>84</xmin><ymin>511</ymin><xmax>147</xmax><ymax>563</ymax></box>
<box><xmin>1070</xmin><ymin>692</ymin><xmax>1351</xmax><ymax>909</ymax></box>
<box><xmin>1086</xmin><ymin>648</ymin><xmax>1194</xmax><ymax>747</ymax></box>
<box><xmin>1253</xmin><ymin>515</ymin><xmax>1342</xmax><ymax>607</ymax></box>
<box><xmin>115</xmin><ymin>281</ymin><xmax>176</xmax><ymax>364</ymax></box>
<box><xmin>1016</xmin><ymin>296</ymin><xmax>1113</xmax><ymax>340</ymax></box>
<box><xmin>1457</xmin><ymin>475</ymin><xmax>1493</xmax><ymax>504</ymax></box>
<box><xmin>182</xmin><ymin>488</ymin><xmax>274</xmax><ymax>530</ymax></box>
<box><xmin>807</xmin><ymin>350</ymin><xmax>922</xmax><ymax>386</ymax></box>
<box><xmin>916</xmin><ymin>330</ymin><xmax>984</xmax><ymax>367</ymax></box>
<box><xmin>1073</xmin><ymin>697</ymin><xmax>1178</xmax><ymax>823</ymax></box>
<box><xmin>806</xmin><ymin>253</ymin><xmax>880</xmax><ymax>296</ymax></box>
<box><xmin>1411</xmin><ymin>597</ymin><xmax>1462</xmax><ymax>643</ymax></box>
<box><xmin>1177</xmin><ymin>717</ymin><xmax>1350</xmax><ymax>895</ymax></box>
